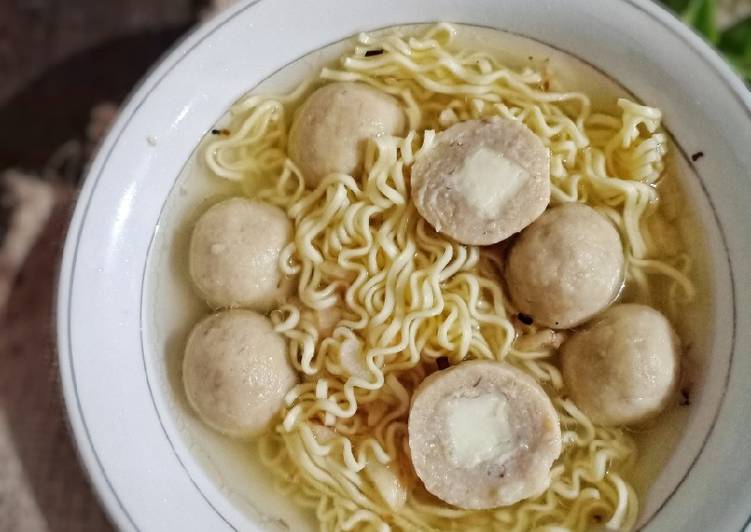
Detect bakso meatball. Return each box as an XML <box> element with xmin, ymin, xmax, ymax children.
<box><xmin>189</xmin><ymin>197</ymin><xmax>293</xmax><ymax>311</ymax></box>
<box><xmin>505</xmin><ymin>203</ymin><xmax>624</xmax><ymax>329</ymax></box>
<box><xmin>288</xmin><ymin>81</ymin><xmax>406</xmax><ymax>187</ymax></box>
<box><xmin>408</xmin><ymin>360</ymin><xmax>561</xmax><ymax>509</ymax></box>
<box><xmin>411</xmin><ymin>118</ymin><xmax>550</xmax><ymax>245</ymax></box>
<box><xmin>561</xmin><ymin>304</ymin><xmax>679</xmax><ymax>426</ymax></box>
<box><xmin>183</xmin><ymin>310</ymin><xmax>298</xmax><ymax>438</ymax></box>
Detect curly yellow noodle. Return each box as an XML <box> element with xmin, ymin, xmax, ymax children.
<box><xmin>203</xmin><ymin>23</ymin><xmax>696</xmax><ymax>532</ymax></box>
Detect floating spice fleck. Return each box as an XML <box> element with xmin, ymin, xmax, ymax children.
<box><xmin>517</xmin><ymin>313</ymin><xmax>534</xmax><ymax>326</ymax></box>
<box><xmin>679</xmin><ymin>388</ymin><xmax>691</xmax><ymax>406</ymax></box>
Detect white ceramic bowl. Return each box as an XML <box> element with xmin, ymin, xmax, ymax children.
<box><xmin>57</xmin><ymin>0</ymin><xmax>751</xmax><ymax>530</ymax></box>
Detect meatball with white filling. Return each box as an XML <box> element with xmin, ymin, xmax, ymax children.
<box><xmin>288</xmin><ymin>81</ymin><xmax>406</xmax><ymax>187</ymax></box>
<box><xmin>411</xmin><ymin>118</ymin><xmax>550</xmax><ymax>245</ymax></box>
<box><xmin>505</xmin><ymin>203</ymin><xmax>624</xmax><ymax>329</ymax></box>
<box><xmin>561</xmin><ymin>304</ymin><xmax>679</xmax><ymax>426</ymax></box>
<box><xmin>408</xmin><ymin>360</ymin><xmax>561</xmax><ymax>509</ymax></box>
<box><xmin>183</xmin><ymin>310</ymin><xmax>298</xmax><ymax>439</ymax></box>
<box><xmin>189</xmin><ymin>197</ymin><xmax>293</xmax><ymax>311</ymax></box>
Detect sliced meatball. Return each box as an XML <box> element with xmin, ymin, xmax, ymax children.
<box><xmin>561</xmin><ymin>304</ymin><xmax>679</xmax><ymax>426</ymax></box>
<box><xmin>505</xmin><ymin>203</ymin><xmax>624</xmax><ymax>329</ymax></box>
<box><xmin>183</xmin><ymin>310</ymin><xmax>298</xmax><ymax>439</ymax></box>
<box><xmin>408</xmin><ymin>360</ymin><xmax>561</xmax><ymax>509</ymax></box>
<box><xmin>288</xmin><ymin>81</ymin><xmax>406</xmax><ymax>187</ymax></box>
<box><xmin>189</xmin><ymin>197</ymin><xmax>293</xmax><ymax>311</ymax></box>
<box><xmin>411</xmin><ymin>118</ymin><xmax>550</xmax><ymax>245</ymax></box>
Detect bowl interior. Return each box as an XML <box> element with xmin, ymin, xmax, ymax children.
<box><xmin>142</xmin><ymin>23</ymin><xmax>731</xmax><ymax>531</ymax></box>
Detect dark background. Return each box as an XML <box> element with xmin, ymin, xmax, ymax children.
<box><xmin>0</xmin><ymin>2</ymin><xmax>214</xmax><ymax>530</ymax></box>
<box><xmin>0</xmin><ymin>0</ymin><xmax>204</xmax><ymax>173</ymax></box>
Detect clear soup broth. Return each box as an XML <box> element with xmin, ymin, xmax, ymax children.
<box><xmin>145</xmin><ymin>23</ymin><xmax>713</xmax><ymax>531</ymax></box>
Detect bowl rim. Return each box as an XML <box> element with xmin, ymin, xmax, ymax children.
<box><xmin>56</xmin><ymin>0</ymin><xmax>751</xmax><ymax>531</ymax></box>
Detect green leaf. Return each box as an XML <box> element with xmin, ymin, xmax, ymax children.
<box><xmin>719</xmin><ymin>17</ymin><xmax>751</xmax><ymax>83</ymax></box>
<box><xmin>719</xmin><ymin>16</ymin><xmax>751</xmax><ymax>57</ymax></box>
<box><xmin>660</xmin><ymin>0</ymin><xmax>750</xmax><ymax>83</ymax></box>
<box><xmin>723</xmin><ymin>52</ymin><xmax>751</xmax><ymax>83</ymax></box>
<box><xmin>682</xmin><ymin>0</ymin><xmax>718</xmax><ymax>43</ymax></box>
<box><xmin>661</xmin><ymin>0</ymin><xmax>691</xmax><ymax>12</ymax></box>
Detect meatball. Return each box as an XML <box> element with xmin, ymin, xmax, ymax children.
<box><xmin>561</xmin><ymin>304</ymin><xmax>679</xmax><ymax>426</ymax></box>
<box><xmin>408</xmin><ymin>360</ymin><xmax>561</xmax><ymax>509</ymax></box>
<box><xmin>189</xmin><ymin>197</ymin><xmax>293</xmax><ymax>311</ymax></box>
<box><xmin>288</xmin><ymin>81</ymin><xmax>406</xmax><ymax>187</ymax></box>
<box><xmin>411</xmin><ymin>118</ymin><xmax>550</xmax><ymax>245</ymax></box>
<box><xmin>505</xmin><ymin>203</ymin><xmax>624</xmax><ymax>329</ymax></box>
<box><xmin>183</xmin><ymin>310</ymin><xmax>298</xmax><ymax>438</ymax></box>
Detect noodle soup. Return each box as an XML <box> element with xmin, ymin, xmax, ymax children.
<box><xmin>146</xmin><ymin>23</ymin><xmax>711</xmax><ymax>531</ymax></box>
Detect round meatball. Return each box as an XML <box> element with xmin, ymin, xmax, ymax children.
<box><xmin>408</xmin><ymin>360</ymin><xmax>561</xmax><ymax>509</ymax></box>
<box><xmin>183</xmin><ymin>310</ymin><xmax>298</xmax><ymax>438</ymax></box>
<box><xmin>505</xmin><ymin>203</ymin><xmax>624</xmax><ymax>329</ymax></box>
<box><xmin>189</xmin><ymin>197</ymin><xmax>293</xmax><ymax>311</ymax></box>
<box><xmin>561</xmin><ymin>304</ymin><xmax>679</xmax><ymax>426</ymax></box>
<box><xmin>288</xmin><ymin>81</ymin><xmax>406</xmax><ymax>187</ymax></box>
<box><xmin>411</xmin><ymin>118</ymin><xmax>550</xmax><ymax>245</ymax></box>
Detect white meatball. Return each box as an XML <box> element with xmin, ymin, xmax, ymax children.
<box><xmin>505</xmin><ymin>203</ymin><xmax>624</xmax><ymax>329</ymax></box>
<box><xmin>411</xmin><ymin>118</ymin><xmax>550</xmax><ymax>245</ymax></box>
<box><xmin>183</xmin><ymin>310</ymin><xmax>298</xmax><ymax>438</ymax></box>
<box><xmin>189</xmin><ymin>197</ymin><xmax>293</xmax><ymax>311</ymax></box>
<box><xmin>408</xmin><ymin>360</ymin><xmax>561</xmax><ymax>509</ymax></box>
<box><xmin>561</xmin><ymin>304</ymin><xmax>680</xmax><ymax>426</ymax></box>
<box><xmin>288</xmin><ymin>81</ymin><xmax>406</xmax><ymax>187</ymax></box>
